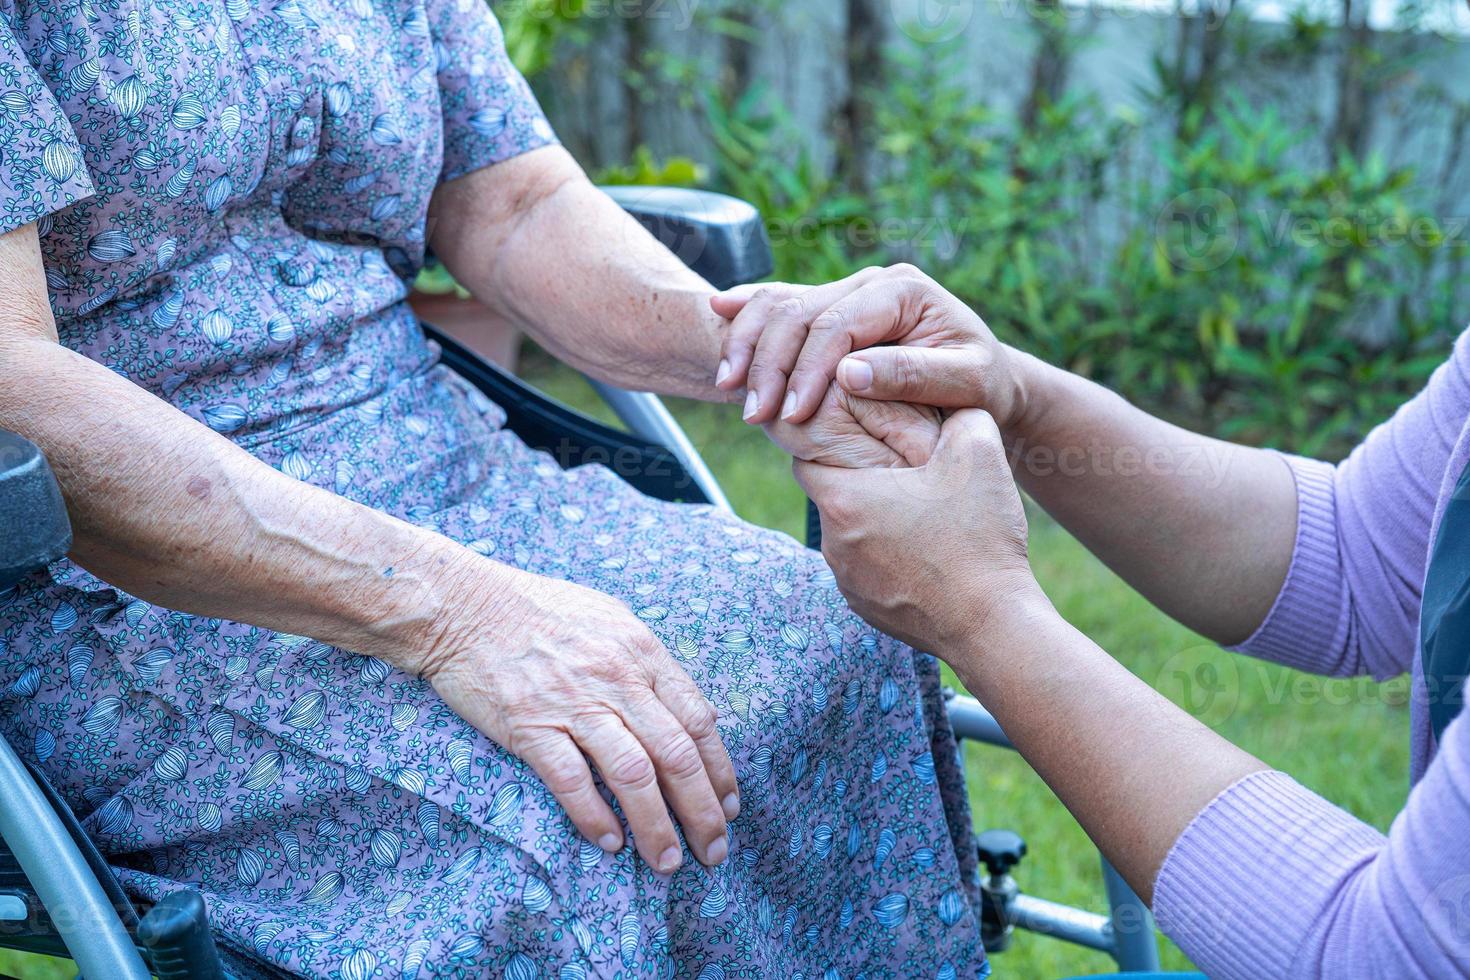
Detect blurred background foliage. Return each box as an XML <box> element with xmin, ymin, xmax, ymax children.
<box><xmin>494</xmin><ymin>0</ymin><xmax>1468</xmax><ymax>458</ymax></box>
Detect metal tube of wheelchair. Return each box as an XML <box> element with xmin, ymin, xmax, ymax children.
<box><xmin>945</xmin><ymin>693</ymin><xmax>1013</xmax><ymax>749</ymax></box>
<box><xmin>0</xmin><ymin>735</ymin><xmax>151</xmax><ymax>980</ymax></box>
<box><xmin>586</xmin><ymin>381</ymin><xmax>734</xmax><ymax>513</ymax></box>
<box><xmin>1102</xmin><ymin>855</ymin><xmax>1162</xmax><ymax>971</ymax></box>
<box><xmin>1009</xmin><ymin>892</ymin><xmax>1115</xmax><ymax>953</ymax></box>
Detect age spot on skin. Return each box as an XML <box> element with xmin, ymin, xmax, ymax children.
<box><xmin>185</xmin><ymin>476</ymin><xmax>212</xmax><ymax>500</ymax></box>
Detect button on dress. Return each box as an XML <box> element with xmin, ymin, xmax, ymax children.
<box><xmin>0</xmin><ymin>1</ymin><xmax>986</xmax><ymax>976</ymax></box>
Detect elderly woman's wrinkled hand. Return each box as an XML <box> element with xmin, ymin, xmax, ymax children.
<box><xmin>762</xmin><ymin>380</ymin><xmax>943</xmax><ymax>469</ymax></box>
<box><xmin>413</xmin><ymin>563</ymin><xmax>740</xmax><ymax>875</ymax></box>
<box><xmin>710</xmin><ymin>265</ymin><xmax>1030</xmax><ymax>431</ymax></box>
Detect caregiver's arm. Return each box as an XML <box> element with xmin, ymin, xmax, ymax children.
<box><xmin>800</xmin><ymin>410</ymin><xmax>1470</xmax><ymax>979</ymax></box>
<box><xmin>1009</xmin><ymin>330</ymin><xmax>1466</xmax><ymax>676</ymax></box>
<box><xmin>0</xmin><ymin>223</ymin><xmax>736</xmax><ymax>873</ymax></box>
<box><xmin>795</xmin><ymin>410</ymin><xmax>1269</xmax><ymax>903</ymax></box>
<box><xmin>427</xmin><ymin>145</ymin><xmax>737</xmax><ymax>403</ymax></box>
<box><xmin>987</xmin><ymin>354</ymin><xmax>1297</xmax><ymax>648</ymax></box>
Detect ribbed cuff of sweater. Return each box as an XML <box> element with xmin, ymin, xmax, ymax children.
<box><xmin>1153</xmin><ymin>769</ymin><xmax>1387</xmax><ymax>980</ymax></box>
<box><xmin>1228</xmin><ymin>455</ymin><xmax>1351</xmax><ymax>674</ymax></box>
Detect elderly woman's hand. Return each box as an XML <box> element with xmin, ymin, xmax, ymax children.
<box><xmin>710</xmin><ymin>266</ymin><xmax>1034</xmax><ymax>429</ymax></box>
<box><xmin>763</xmin><ymin>381</ymin><xmax>942</xmax><ymax>468</ymax></box>
<box><xmin>413</xmin><ymin>563</ymin><xmax>739</xmax><ymax>875</ymax></box>
<box><xmin>792</xmin><ymin>409</ymin><xmax>1041</xmax><ymax>654</ymax></box>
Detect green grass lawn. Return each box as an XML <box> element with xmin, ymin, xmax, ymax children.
<box><xmin>0</xmin><ymin>355</ymin><xmax>1410</xmax><ymax>979</ymax></box>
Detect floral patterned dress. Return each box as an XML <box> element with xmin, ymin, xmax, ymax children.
<box><xmin>0</xmin><ymin>1</ymin><xmax>987</xmax><ymax>976</ymax></box>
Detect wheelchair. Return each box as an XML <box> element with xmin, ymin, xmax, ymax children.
<box><xmin>0</xmin><ymin>186</ymin><xmax>1170</xmax><ymax>978</ymax></box>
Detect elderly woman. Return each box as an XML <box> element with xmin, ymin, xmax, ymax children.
<box><xmin>0</xmin><ymin>3</ymin><xmax>986</xmax><ymax>977</ymax></box>
<box><xmin>728</xmin><ymin>265</ymin><xmax>1470</xmax><ymax>978</ymax></box>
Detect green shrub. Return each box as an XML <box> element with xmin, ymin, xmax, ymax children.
<box><xmin>482</xmin><ymin>6</ymin><xmax>1466</xmax><ymax>459</ymax></box>
<box><xmin>688</xmin><ymin>43</ymin><xmax>1466</xmax><ymax>458</ymax></box>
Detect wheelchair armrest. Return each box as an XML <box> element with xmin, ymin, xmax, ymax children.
<box><xmin>598</xmin><ymin>186</ymin><xmax>775</xmax><ymax>291</ymax></box>
<box><xmin>0</xmin><ymin>431</ymin><xmax>72</xmax><ymax>589</ymax></box>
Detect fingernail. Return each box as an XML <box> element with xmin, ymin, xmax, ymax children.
<box><xmin>716</xmin><ymin>359</ymin><xmax>732</xmax><ymax>386</ymax></box>
<box><xmin>721</xmin><ymin>793</ymin><xmax>740</xmax><ymax>821</ymax></box>
<box><xmin>657</xmin><ymin>846</ymin><xmax>683</xmax><ymax>874</ymax></box>
<box><xmin>598</xmin><ymin>833</ymin><xmax>622</xmax><ymax>852</ymax></box>
<box><xmin>742</xmin><ymin>390</ymin><xmax>760</xmax><ymax>421</ymax></box>
<box><xmin>781</xmin><ymin>390</ymin><xmax>797</xmax><ymax>420</ymax></box>
<box><xmin>706</xmin><ymin>835</ymin><xmax>729</xmax><ymax>865</ymax></box>
<box><xmin>840</xmin><ymin>357</ymin><xmax>873</xmax><ymax>392</ymax></box>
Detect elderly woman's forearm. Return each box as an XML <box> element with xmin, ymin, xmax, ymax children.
<box><xmin>1011</xmin><ymin>357</ymin><xmax>1298</xmax><ymax>646</ymax></box>
<box><xmin>428</xmin><ymin>146</ymin><xmax>737</xmax><ymax>402</ymax></box>
<box><xmin>0</xmin><ymin>326</ymin><xmax>475</xmax><ymax>672</ymax></box>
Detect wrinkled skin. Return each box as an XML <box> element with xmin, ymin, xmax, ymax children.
<box><xmin>421</xmin><ymin>564</ymin><xmax>739</xmax><ymax>875</ymax></box>
<box><xmin>712</xmin><ymin>264</ymin><xmax>1027</xmax><ymax>431</ymax></box>
<box><xmin>765</xmin><ymin>380</ymin><xmax>943</xmax><ymax>469</ymax></box>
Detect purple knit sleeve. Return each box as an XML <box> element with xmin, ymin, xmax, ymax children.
<box><xmin>1231</xmin><ymin>333</ymin><xmax>1470</xmax><ymax>679</ymax></box>
<box><xmin>1154</xmin><ymin>696</ymin><xmax>1470</xmax><ymax>978</ymax></box>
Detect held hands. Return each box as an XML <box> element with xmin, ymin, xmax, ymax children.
<box><xmin>764</xmin><ymin>381</ymin><xmax>943</xmax><ymax>469</ymax></box>
<box><xmin>415</xmin><ymin>562</ymin><xmax>738</xmax><ymax>875</ymax></box>
<box><xmin>794</xmin><ymin>409</ymin><xmax>1043</xmax><ymax>656</ymax></box>
<box><xmin>710</xmin><ymin>263</ymin><xmax>1046</xmax><ymax>654</ymax></box>
<box><xmin>710</xmin><ymin>264</ymin><xmax>1032</xmax><ymax>430</ymax></box>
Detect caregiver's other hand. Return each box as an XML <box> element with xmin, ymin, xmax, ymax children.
<box><xmin>416</xmin><ymin>564</ymin><xmax>738</xmax><ymax>875</ymax></box>
<box><xmin>794</xmin><ymin>409</ymin><xmax>1041</xmax><ymax>654</ymax></box>
<box><xmin>710</xmin><ymin>266</ymin><xmax>1031</xmax><ymax>429</ymax></box>
<box><xmin>765</xmin><ymin>380</ymin><xmax>942</xmax><ymax>469</ymax></box>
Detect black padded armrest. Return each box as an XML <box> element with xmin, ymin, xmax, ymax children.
<box><xmin>427</xmin><ymin>326</ymin><xmax>713</xmax><ymax>507</ymax></box>
<box><xmin>598</xmin><ymin>186</ymin><xmax>774</xmax><ymax>291</ymax></box>
<box><xmin>0</xmin><ymin>431</ymin><xmax>72</xmax><ymax>588</ymax></box>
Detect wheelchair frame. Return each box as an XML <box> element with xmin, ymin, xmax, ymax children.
<box><xmin>0</xmin><ymin>186</ymin><xmax>1162</xmax><ymax>978</ymax></box>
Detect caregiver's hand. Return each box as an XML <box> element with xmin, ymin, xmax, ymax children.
<box><xmin>710</xmin><ymin>265</ymin><xmax>1032</xmax><ymax>428</ymax></box>
<box><xmin>415</xmin><ymin>562</ymin><xmax>738</xmax><ymax>875</ymax></box>
<box><xmin>794</xmin><ymin>409</ymin><xmax>1041</xmax><ymax>654</ymax></box>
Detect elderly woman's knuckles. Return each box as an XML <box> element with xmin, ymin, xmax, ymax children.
<box><xmin>749</xmin><ymin>284</ymin><xmax>802</xmax><ymax>311</ymax></box>
<box><xmin>882</xmin><ymin>262</ymin><xmax>928</xmax><ymax>284</ymax></box>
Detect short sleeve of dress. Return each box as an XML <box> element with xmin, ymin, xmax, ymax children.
<box><xmin>426</xmin><ymin>0</ymin><xmax>559</xmax><ymax>183</ymax></box>
<box><xmin>0</xmin><ymin>18</ymin><xmax>95</xmax><ymax>235</ymax></box>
